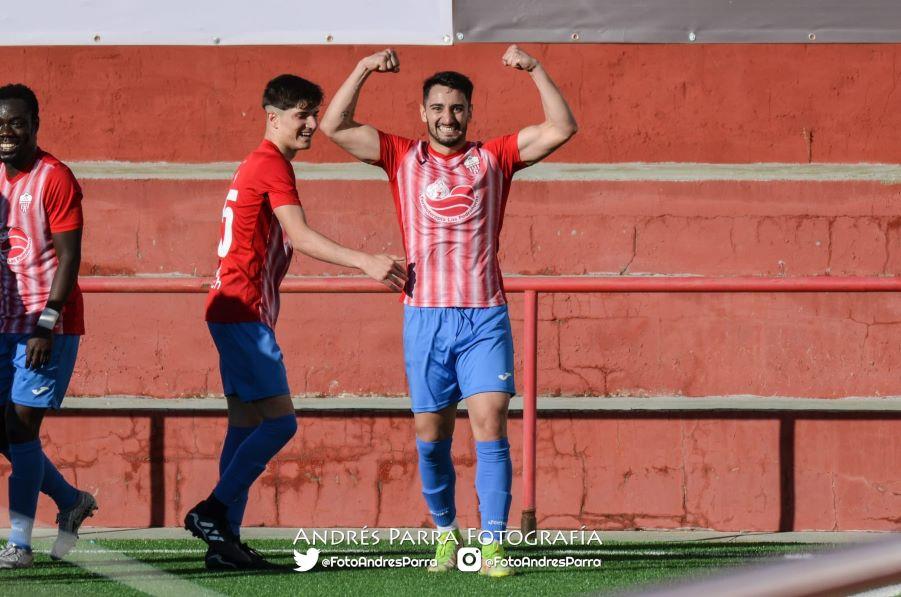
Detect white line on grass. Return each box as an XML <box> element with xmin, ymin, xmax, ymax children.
<box><xmin>15</xmin><ymin>507</ymin><xmax>222</xmax><ymax>597</ymax></box>
<box><xmin>50</xmin><ymin>547</ymin><xmax>789</xmax><ymax>557</ymax></box>
<box><xmin>848</xmin><ymin>586</ymin><xmax>901</xmax><ymax>597</ymax></box>
<box><xmin>60</xmin><ymin>543</ymin><xmax>222</xmax><ymax>597</ymax></box>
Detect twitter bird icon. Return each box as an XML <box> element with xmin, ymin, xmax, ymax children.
<box><xmin>293</xmin><ymin>547</ymin><xmax>320</xmax><ymax>572</ymax></box>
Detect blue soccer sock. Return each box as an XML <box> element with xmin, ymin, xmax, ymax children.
<box><xmin>1</xmin><ymin>448</ymin><xmax>79</xmax><ymax>511</ymax></box>
<box><xmin>218</xmin><ymin>424</ymin><xmax>256</xmax><ymax>537</ymax></box>
<box><xmin>416</xmin><ymin>438</ymin><xmax>456</xmax><ymax>528</ymax></box>
<box><xmin>8</xmin><ymin>440</ymin><xmax>45</xmax><ymax>550</ymax></box>
<box><xmin>475</xmin><ymin>438</ymin><xmax>513</xmax><ymax>543</ymax></box>
<box><xmin>212</xmin><ymin>415</ymin><xmax>296</xmax><ymax>506</ymax></box>
<box><xmin>39</xmin><ymin>454</ymin><xmax>79</xmax><ymax>512</ymax></box>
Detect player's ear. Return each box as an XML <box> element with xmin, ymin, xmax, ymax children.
<box><xmin>419</xmin><ymin>103</ymin><xmax>427</xmax><ymax>123</ymax></box>
<box><xmin>266</xmin><ymin>108</ymin><xmax>279</xmax><ymax>130</ymax></box>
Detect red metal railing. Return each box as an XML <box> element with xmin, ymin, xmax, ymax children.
<box><xmin>79</xmin><ymin>275</ymin><xmax>901</xmax><ymax>532</ymax></box>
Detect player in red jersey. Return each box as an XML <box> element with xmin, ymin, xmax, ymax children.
<box><xmin>0</xmin><ymin>84</ymin><xmax>97</xmax><ymax>569</ymax></box>
<box><xmin>184</xmin><ymin>74</ymin><xmax>406</xmax><ymax>570</ymax></box>
<box><xmin>322</xmin><ymin>46</ymin><xmax>576</xmax><ymax>575</ymax></box>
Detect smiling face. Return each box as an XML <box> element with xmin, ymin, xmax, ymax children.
<box><xmin>0</xmin><ymin>99</ymin><xmax>38</xmax><ymax>167</ymax></box>
<box><xmin>266</xmin><ymin>102</ymin><xmax>320</xmax><ymax>156</ymax></box>
<box><xmin>420</xmin><ymin>85</ymin><xmax>472</xmax><ymax>152</ymax></box>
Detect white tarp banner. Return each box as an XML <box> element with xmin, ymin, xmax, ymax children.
<box><xmin>6</xmin><ymin>0</ymin><xmax>900</xmax><ymax>45</ymax></box>
<box><xmin>0</xmin><ymin>0</ymin><xmax>454</xmax><ymax>45</ymax></box>
<box><xmin>453</xmin><ymin>0</ymin><xmax>901</xmax><ymax>43</ymax></box>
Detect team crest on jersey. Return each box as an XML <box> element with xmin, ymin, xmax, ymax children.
<box><xmin>463</xmin><ymin>155</ymin><xmax>480</xmax><ymax>175</ymax></box>
<box><xmin>0</xmin><ymin>226</ymin><xmax>32</xmax><ymax>266</ymax></box>
<box><xmin>18</xmin><ymin>193</ymin><xmax>32</xmax><ymax>214</ymax></box>
<box><xmin>419</xmin><ymin>178</ymin><xmax>480</xmax><ymax>224</ymax></box>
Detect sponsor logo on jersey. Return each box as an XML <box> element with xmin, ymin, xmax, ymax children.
<box><xmin>463</xmin><ymin>154</ymin><xmax>481</xmax><ymax>175</ymax></box>
<box><xmin>418</xmin><ymin>178</ymin><xmax>480</xmax><ymax>224</ymax></box>
<box><xmin>0</xmin><ymin>226</ymin><xmax>32</xmax><ymax>266</ymax></box>
<box><xmin>18</xmin><ymin>193</ymin><xmax>32</xmax><ymax>214</ymax></box>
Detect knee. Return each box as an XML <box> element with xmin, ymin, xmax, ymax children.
<box><xmin>415</xmin><ymin>428</ymin><xmax>446</xmax><ymax>443</ymax></box>
<box><xmin>5</xmin><ymin>407</ymin><xmax>42</xmax><ymax>444</ymax></box>
<box><xmin>470</xmin><ymin>415</ymin><xmax>507</xmax><ymax>442</ymax></box>
<box><xmin>414</xmin><ymin>420</ymin><xmax>453</xmax><ymax>443</ymax></box>
<box><xmin>263</xmin><ymin>413</ymin><xmax>297</xmax><ymax>442</ymax></box>
<box><xmin>285</xmin><ymin>415</ymin><xmax>298</xmax><ymax>438</ymax></box>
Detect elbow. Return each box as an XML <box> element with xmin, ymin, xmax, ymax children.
<box><xmin>318</xmin><ymin>111</ymin><xmax>342</xmax><ymax>138</ymax></box>
<box><xmin>289</xmin><ymin>235</ymin><xmax>311</xmax><ymax>256</ymax></box>
<box><xmin>548</xmin><ymin>123</ymin><xmax>577</xmax><ymax>148</ymax></box>
<box><xmin>289</xmin><ymin>230</ymin><xmax>316</xmax><ymax>257</ymax></box>
<box><xmin>546</xmin><ymin>119</ymin><xmax>577</xmax><ymax>146</ymax></box>
<box><xmin>318</xmin><ymin>121</ymin><xmax>337</xmax><ymax>139</ymax></box>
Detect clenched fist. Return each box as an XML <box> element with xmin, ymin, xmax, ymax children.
<box><xmin>359</xmin><ymin>49</ymin><xmax>400</xmax><ymax>74</ymax></box>
<box><xmin>501</xmin><ymin>45</ymin><xmax>539</xmax><ymax>72</ymax></box>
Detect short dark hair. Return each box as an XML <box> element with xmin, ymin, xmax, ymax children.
<box><xmin>422</xmin><ymin>71</ymin><xmax>473</xmax><ymax>104</ymax></box>
<box><xmin>262</xmin><ymin>75</ymin><xmax>323</xmax><ymax>110</ymax></box>
<box><xmin>0</xmin><ymin>83</ymin><xmax>39</xmax><ymax>122</ymax></box>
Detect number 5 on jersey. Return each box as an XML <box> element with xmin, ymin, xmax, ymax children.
<box><xmin>217</xmin><ymin>189</ymin><xmax>239</xmax><ymax>258</ymax></box>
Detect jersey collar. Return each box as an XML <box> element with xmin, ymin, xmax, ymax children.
<box><xmin>419</xmin><ymin>141</ymin><xmax>475</xmax><ymax>165</ymax></box>
<box><xmin>1</xmin><ymin>148</ymin><xmax>42</xmax><ymax>185</ymax></box>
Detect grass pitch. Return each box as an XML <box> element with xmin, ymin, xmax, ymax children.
<box><xmin>0</xmin><ymin>536</ymin><xmax>828</xmax><ymax>596</ymax></box>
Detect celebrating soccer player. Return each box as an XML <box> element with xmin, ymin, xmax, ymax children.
<box><xmin>184</xmin><ymin>75</ymin><xmax>406</xmax><ymax>570</ymax></box>
<box><xmin>0</xmin><ymin>84</ymin><xmax>97</xmax><ymax>569</ymax></box>
<box><xmin>321</xmin><ymin>45</ymin><xmax>577</xmax><ymax>575</ymax></box>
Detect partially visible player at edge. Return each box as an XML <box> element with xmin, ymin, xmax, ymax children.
<box><xmin>184</xmin><ymin>75</ymin><xmax>407</xmax><ymax>570</ymax></box>
<box><xmin>0</xmin><ymin>84</ymin><xmax>97</xmax><ymax>569</ymax></box>
<box><xmin>321</xmin><ymin>46</ymin><xmax>576</xmax><ymax>576</ymax></box>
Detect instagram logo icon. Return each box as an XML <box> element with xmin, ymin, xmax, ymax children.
<box><xmin>457</xmin><ymin>547</ymin><xmax>481</xmax><ymax>572</ymax></box>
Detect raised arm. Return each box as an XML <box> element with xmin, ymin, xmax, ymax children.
<box><xmin>273</xmin><ymin>204</ymin><xmax>406</xmax><ymax>291</ymax></box>
<box><xmin>502</xmin><ymin>45</ymin><xmax>578</xmax><ymax>165</ymax></box>
<box><xmin>320</xmin><ymin>49</ymin><xmax>400</xmax><ymax>163</ymax></box>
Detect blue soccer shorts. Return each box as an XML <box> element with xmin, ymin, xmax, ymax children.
<box><xmin>0</xmin><ymin>333</ymin><xmax>80</xmax><ymax>410</ymax></box>
<box><xmin>403</xmin><ymin>305</ymin><xmax>516</xmax><ymax>414</ymax></box>
<box><xmin>208</xmin><ymin>322</ymin><xmax>290</xmax><ymax>403</ymax></box>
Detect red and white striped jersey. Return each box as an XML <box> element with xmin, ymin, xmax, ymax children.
<box><xmin>205</xmin><ymin>140</ymin><xmax>301</xmax><ymax>327</ymax></box>
<box><xmin>377</xmin><ymin>132</ymin><xmax>525</xmax><ymax>307</ymax></box>
<box><xmin>0</xmin><ymin>149</ymin><xmax>85</xmax><ymax>334</ymax></box>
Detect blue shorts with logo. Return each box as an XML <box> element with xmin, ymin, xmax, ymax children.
<box><xmin>0</xmin><ymin>333</ymin><xmax>80</xmax><ymax>409</ymax></box>
<box><xmin>403</xmin><ymin>305</ymin><xmax>516</xmax><ymax>414</ymax></box>
<box><xmin>208</xmin><ymin>322</ymin><xmax>290</xmax><ymax>403</ymax></box>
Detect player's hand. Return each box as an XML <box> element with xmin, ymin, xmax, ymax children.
<box><xmin>359</xmin><ymin>49</ymin><xmax>400</xmax><ymax>74</ymax></box>
<box><xmin>361</xmin><ymin>254</ymin><xmax>407</xmax><ymax>292</ymax></box>
<box><xmin>26</xmin><ymin>328</ymin><xmax>53</xmax><ymax>370</ymax></box>
<box><xmin>502</xmin><ymin>45</ymin><xmax>540</xmax><ymax>72</ymax></box>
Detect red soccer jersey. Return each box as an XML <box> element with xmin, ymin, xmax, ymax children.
<box><xmin>377</xmin><ymin>132</ymin><xmax>525</xmax><ymax>307</ymax></box>
<box><xmin>0</xmin><ymin>149</ymin><xmax>85</xmax><ymax>334</ymax></box>
<box><xmin>205</xmin><ymin>140</ymin><xmax>301</xmax><ymax>327</ymax></box>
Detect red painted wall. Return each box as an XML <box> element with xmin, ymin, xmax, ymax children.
<box><xmin>2</xmin><ymin>44</ymin><xmax>900</xmax><ymax>530</ymax></box>
<box><xmin>2</xmin><ymin>415</ymin><xmax>898</xmax><ymax>531</ymax></box>
<box><xmin>3</xmin><ymin>45</ymin><xmax>901</xmax><ymax>163</ymax></box>
<box><xmin>72</xmin><ymin>179</ymin><xmax>901</xmax><ymax>398</ymax></box>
